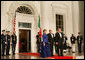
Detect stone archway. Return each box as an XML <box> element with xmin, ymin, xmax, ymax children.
<box><xmin>8</xmin><ymin>1</ymin><xmax>38</xmax><ymax>33</ymax></box>
<box><xmin>7</xmin><ymin>1</ymin><xmax>38</xmax><ymax>53</ymax></box>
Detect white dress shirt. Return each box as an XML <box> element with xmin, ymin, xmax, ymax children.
<box><xmin>59</xmin><ymin>32</ymin><xmax>62</xmax><ymax>38</ymax></box>
<box><xmin>51</xmin><ymin>33</ymin><xmax>53</xmax><ymax>38</ymax></box>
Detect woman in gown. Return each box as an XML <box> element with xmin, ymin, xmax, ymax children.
<box><xmin>40</xmin><ymin>29</ymin><xmax>51</xmax><ymax>57</ymax></box>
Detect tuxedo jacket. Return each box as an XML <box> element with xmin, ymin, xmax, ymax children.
<box><xmin>55</xmin><ymin>32</ymin><xmax>64</xmax><ymax>47</ymax></box>
<box><xmin>47</xmin><ymin>33</ymin><xmax>54</xmax><ymax>45</ymax></box>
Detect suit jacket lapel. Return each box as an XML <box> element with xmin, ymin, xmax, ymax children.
<box><xmin>58</xmin><ymin>32</ymin><xmax>61</xmax><ymax>38</ymax></box>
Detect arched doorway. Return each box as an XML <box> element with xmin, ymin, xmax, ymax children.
<box><xmin>16</xmin><ymin>6</ymin><xmax>32</xmax><ymax>53</ymax></box>
<box><xmin>8</xmin><ymin>2</ymin><xmax>38</xmax><ymax>53</ymax></box>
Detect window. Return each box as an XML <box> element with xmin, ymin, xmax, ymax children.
<box><xmin>56</xmin><ymin>14</ymin><xmax>63</xmax><ymax>31</ymax></box>
<box><xmin>16</xmin><ymin>6</ymin><xmax>32</xmax><ymax>14</ymax></box>
<box><xmin>18</xmin><ymin>22</ymin><xmax>31</xmax><ymax>28</ymax></box>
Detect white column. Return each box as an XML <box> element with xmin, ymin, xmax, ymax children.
<box><xmin>72</xmin><ymin>1</ymin><xmax>79</xmax><ymax>36</ymax></box>
<box><xmin>1</xmin><ymin>2</ymin><xmax>8</xmax><ymax>32</ymax></box>
<box><xmin>40</xmin><ymin>1</ymin><xmax>50</xmax><ymax>33</ymax></box>
<box><xmin>7</xmin><ymin>12</ymin><xmax>15</xmax><ymax>54</ymax></box>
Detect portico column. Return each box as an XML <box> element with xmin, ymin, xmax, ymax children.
<box><xmin>7</xmin><ymin>12</ymin><xmax>19</xmax><ymax>53</ymax></box>
<box><xmin>40</xmin><ymin>1</ymin><xmax>50</xmax><ymax>33</ymax></box>
<box><xmin>72</xmin><ymin>1</ymin><xmax>79</xmax><ymax>36</ymax></box>
<box><xmin>7</xmin><ymin>12</ymin><xmax>15</xmax><ymax>54</ymax></box>
<box><xmin>7</xmin><ymin>12</ymin><xmax>15</xmax><ymax>33</ymax></box>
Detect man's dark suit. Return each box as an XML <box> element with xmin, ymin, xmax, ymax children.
<box><xmin>55</xmin><ymin>32</ymin><xmax>64</xmax><ymax>56</ymax></box>
<box><xmin>47</xmin><ymin>33</ymin><xmax>54</xmax><ymax>56</ymax></box>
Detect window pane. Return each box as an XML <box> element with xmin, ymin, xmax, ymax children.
<box><xmin>56</xmin><ymin>14</ymin><xmax>63</xmax><ymax>31</ymax></box>
<box><xmin>18</xmin><ymin>22</ymin><xmax>31</xmax><ymax>28</ymax></box>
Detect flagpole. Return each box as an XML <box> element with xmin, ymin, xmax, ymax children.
<box><xmin>38</xmin><ymin>15</ymin><xmax>42</xmax><ymax>53</ymax></box>
<box><xmin>13</xmin><ymin>11</ymin><xmax>16</xmax><ymax>34</ymax></box>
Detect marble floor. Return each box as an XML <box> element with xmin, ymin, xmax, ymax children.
<box><xmin>1</xmin><ymin>54</ymin><xmax>43</xmax><ymax>59</ymax></box>
<box><xmin>1</xmin><ymin>41</ymin><xmax>84</xmax><ymax>59</ymax></box>
<box><xmin>1</xmin><ymin>52</ymin><xmax>84</xmax><ymax>59</ymax></box>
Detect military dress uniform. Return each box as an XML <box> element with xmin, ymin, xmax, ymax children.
<box><xmin>6</xmin><ymin>34</ymin><xmax>10</xmax><ymax>55</ymax></box>
<box><xmin>63</xmin><ymin>36</ymin><xmax>68</xmax><ymax>50</ymax></box>
<box><xmin>11</xmin><ymin>34</ymin><xmax>17</xmax><ymax>54</ymax></box>
<box><xmin>1</xmin><ymin>33</ymin><xmax>6</xmax><ymax>56</ymax></box>
<box><xmin>36</xmin><ymin>34</ymin><xmax>41</xmax><ymax>53</ymax></box>
<box><xmin>77</xmin><ymin>35</ymin><xmax>83</xmax><ymax>54</ymax></box>
<box><xmin>70</xmin><ymin>36</ymin><xmax>76</xmax><ymax>53</ymax></box>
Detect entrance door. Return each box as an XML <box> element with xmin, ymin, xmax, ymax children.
<box><xmin>19</xmin><ymin>29</ymin><xmax>31</xmax><ymax>53</ymax></box>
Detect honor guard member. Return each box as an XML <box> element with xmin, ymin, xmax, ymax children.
<box><xmin>70</xmin><ymin>34</ymin><xmax>76</xmax><ymax>53</ymax></box>
<box><xmin>1</xmin><ymin>30</ymin><xmax>6</xmax><ymax>56</ymax></box>
<box><xmin>11</xmin><ymin>32</ymin><xmax>17</xmax><ymax>55</ymax></box>
<box><xmin>36</xmin><ymin>32</ymin><xmax>41</xmax><ymax>53</ymax></box>
<box><xmin>6</xmin><ymin>31</ymin><xmax>11</xmax><ymax>55</ymax></box>
<box><xmin>77</xmin><ymin>32</ymin><xmax>83</xmax><ymax>54</ymax></box>
<box><xmin>63</xmin><ymin>34</ymin><xmax>68</xmax><ymax>53</ymax></box>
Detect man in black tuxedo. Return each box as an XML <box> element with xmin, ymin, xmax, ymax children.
<box><xmin>77</xmin><ymin>32</ymin><xmax>83</xmax><ymax>54</ymax></box>
<box><xmin>47</xmin><ymin>29</ymin><xmax>54</xmax><ymax>56</ymax></box>
<box><xmin>55</xmin><ymin>28</ymin><xmax>64</xmax><ymax>56</ymax></box>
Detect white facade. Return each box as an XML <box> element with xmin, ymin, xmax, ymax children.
<box><xmin>1</xmin><ymin>1</ymin><xmax>83</xmax><ymax>54</ymax></box>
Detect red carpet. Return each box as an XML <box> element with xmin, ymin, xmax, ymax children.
<box><xmin>18</xmin><ymin>53</ymin><xmax>76</xmax><ymax>59</ymax></box>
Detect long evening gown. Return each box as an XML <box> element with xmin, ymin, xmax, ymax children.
<box><xmin>40</xmin><ymin>33</ymin><xmax>51</xmax><ymax>57</ymax></box>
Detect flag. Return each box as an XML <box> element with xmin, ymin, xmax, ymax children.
<box><xmin>38</xmin><ymin>16</ymin><xmax>42</xmax><ymax>53</ymax></box>
<box><xmin>38</xmin><ymin>16</ymin><xmax>40</xmax><ymax>28</ymax></box>
<box><xmin>38</xmin><ymin>16</ymin><xmax>42</xmax><ymax>38</ymax></box>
